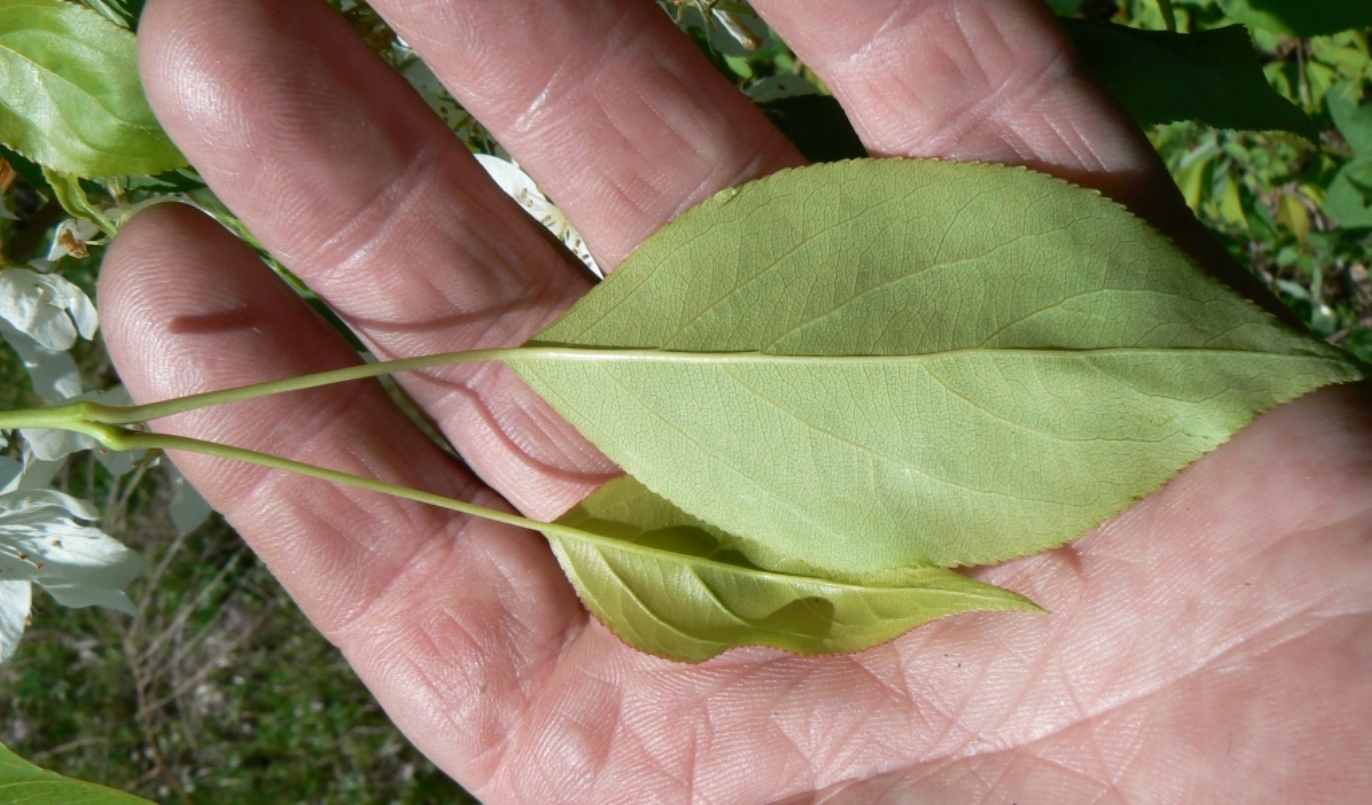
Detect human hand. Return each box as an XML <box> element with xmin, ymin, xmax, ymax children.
<box><xmin>98</xmin><ymin>0</ymin><xmax>1372</xmax><ymax>800</ymax></box>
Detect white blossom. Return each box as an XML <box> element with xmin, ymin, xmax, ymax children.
<box><xmin>45</xmin><ymin>217</ymin><xmax>103</xmax><ymax>262</ymax></box>
<box><xmin>0</xmin><ymin>456</ymin><xmax>143</xmax><ymax>663</ymax></box>
<box><xmin>0</xmin><ymin>266</ymin><xmax>98</xmax><ymax>402</ymax></box>
<box><xmin>0</xmin><ymin>266</ymin><xmax>98</xmax><ymax>351</ymax></box>
<box><xmin>474</xmin><ymin>154</ymin><xmax>603</xmax><ymax>277</ymax></box>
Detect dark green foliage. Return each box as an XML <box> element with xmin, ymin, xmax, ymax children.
<box><xmin>757</xmin><ymin>96</ymin><xmax>867</xmax><ymax>163</ymax></box>
<box><xmin>1217</xmin><ymin>0</ymin><xmax>1372</xmax><ymax>37</ymax></box>
<box><xmin>1063</xmin><ymin>20</ymin><xmax>1318</xmax><ymax>137</ymax></box>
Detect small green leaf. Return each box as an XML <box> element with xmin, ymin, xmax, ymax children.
<box><xmin>1062</xmin><ymin>21</ymin><xmax>1317</xmax><ymax>139</ymax></box>
<box><xmin>547</xmin><ymin>476</ymin><xmax>1038</xmax><ymax>662</ymax></box>
<box><xmin>507</xmin><ymin>159</ymin><xmax>1364</xmax><ymax>574</ymax></box>
<box><xmin>0</xmin><ymin>740</ymin><xmax>154</xmax><ymax>804</ymax></box>
<box><xmin>1216</xmin><ymin>0</ymin><xmax>1372</xmax><ymax>37</ymax></box>
<box><xmin>1329</xmin><ymin>80</ymin><xmax>1372</xmax><ymax>158</ymax></box>
<box><xmin>43</xmin><ymin>167</ymin><xmax>115</xmax><ymax>236</ymax></box>
<box><xmin>0</xmin><ymin>0</ymin><xmax>184</xmax><ymax>177</ymax></box>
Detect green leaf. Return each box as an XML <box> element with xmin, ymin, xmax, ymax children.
<box><xmin>0</xmin><ymin>0</ymin><xmax>185</xmax><ymax>177</ymax></box>
<box><xmin>42</xmin><ymin>167</ymin><xmax>115</xmax><ymax>236</ymax></box>
<box><xmin>0</xmin><ymin>740</ymin><xmax>154</xmax><ymax>804</ymax></box>
<box><xmin>1326</xmin><ymin>158</ymin><xmax>1372</xmax><ymax>228</ymax></box>
<box><xmin>1215</xmin><ymin>0</ymin><xmax>1372</xmax><ymax>37</ymax></box>
<box><xmin>507</xmin><ymin>159</ymin><xmax>1363</xmax><ymax>573</ymax></box>
<box><xmin>1329</xmin><ymin>80</ymin><xmax>1372</xmax><ymax>158</ymax></box>
<box><xmin>1062</xmin><ymin>21</ymin><xmax>1317</xmax><ymax>139</ymax></box>
<box><xmin>546</xmin><ymin>476</ymin><xmax>1039</xmax><ymax>662</ymax></box>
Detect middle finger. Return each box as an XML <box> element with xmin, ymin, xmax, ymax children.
<box><xmin>138</xmin><ymin>0</ymin><xmax>803</xmax><ymax>518</ymax></box>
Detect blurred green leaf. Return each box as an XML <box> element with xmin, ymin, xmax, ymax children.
<box><xmin>1215</xmin><ymin>0</ymin><xmax>1372</xmax><ymax>37</ymax></box>
<box><xmin>1346</xmin><ymin>328</ymin><xmax>1372</xmax><ymax>364</ymax></box>
<box><xmin>0</xmin><ymin>0</ymin><xmax>185</xmax><ymax>177</ymax></box>
<box><xmin>1329</xmin><ymin>80</ymin><xmax>1372</xmax><ymax>157</ymax></box>
<box><xmin>1326</xmin><ymin>158</ymin><xmax>1372</xmax><ymax>228</ymax></box>
<box><xmin>0</xmin><ymin>740</ymin><xmax>153</xmax><ymax>804</ymax></box>
<box><xmin>78</xmin><ymin>0</ymin><xmax>144</xmax><ymax>29</ymax></box>
<box><xmin>547</xmin><ymin>476</ymin><xmax>1039</xmax><ymax>662</ymax></box>
<box><xmin>1063</xmin><ymin>21</ymin><xmax>1318</xmax><ymax>139</ymax></box>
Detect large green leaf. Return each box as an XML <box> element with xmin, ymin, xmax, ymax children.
<box><xmin>0</xmin><ymin>0</ymin><xmax>184</xmax><ymax>177</ymax></box>
<box><xmin>546</xmin><ymin>476</ymin><xmax>1039</xmax><ymax>661</ymax></box>
<box><xmin>1062</xmin><ymin>20</ymin><xmax>1317</xmax><ymax>139</ymax></box>
<box><xmin>0</xmin><ymin>740</ymin><xmax>153</xmax><ymax>804</ymax></box>
<box><xmin>507</xmin><ymin>159</ymin><xmax>1364</xmax><ymax>573</ymax></box>
<box><xmin>1215</xmin><ymin>0</ymin><xmax>1372</xmax><ymax>37</ymax></box>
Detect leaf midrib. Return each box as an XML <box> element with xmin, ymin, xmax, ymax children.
<box><xmin>512</xmin><ymin>344</ymin><xmax>1339</xmax><ymax>365</ymax></box>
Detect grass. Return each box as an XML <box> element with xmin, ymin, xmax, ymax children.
<box><xmin>1</xmin><ymin>454</ymin><xmax>474</xmax><ymax>803</ymax></box>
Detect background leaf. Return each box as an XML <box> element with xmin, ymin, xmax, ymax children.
<box><xmin>0</xmin><ymin>0</ymin><xmax>184</xmax><ymax>177</ymax></box>
<box><xmin>1215</xmin><ymin>0</ymin><xmax>1372</xmax><ymax>37</ymax></box>
<box><xmin>0</xmin><ymin>740</ymin><xmax>153</xmax><ymax>804</ymax></box>
<box><xmin>508</xmin><ymin>159</ymin><xmax>1363</xmax><ymax>573</ymax></box>
<box><xmin>1062</xmin><ymin>20</ymin><xmax>1317</xmax><ymax>139</ymax></box>
<box><xmin>1326</xmin><ymin>159</ymin><xmax>1372</xmax><ymax>229</ymax></box>
<box><xmin>546</xmin><ymin>476</ymin><xmax>1039</xmax><ymax>662</ymax></box>
<box><xmin>1329</xmin><ymin>80</ymin><xmax>1372</xmax><ymax>158</ymax></box>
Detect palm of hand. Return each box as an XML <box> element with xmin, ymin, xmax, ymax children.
<box><xmin>99</xmin><ymin>0</ymin><xmax>1372</xmax><ymax>800</ymax></box>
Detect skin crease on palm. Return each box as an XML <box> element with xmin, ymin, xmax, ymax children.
<box><xmin>91</xmin><ymin>0</ymin><xmax>1371</xmax><ymax>800</ymax></box>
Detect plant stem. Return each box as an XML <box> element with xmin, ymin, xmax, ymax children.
<box><xmin>1156</xmin><ymin>0</ymin><xmax>1177</xmax><ymax>32</ymax></box>
<box><xmin>88</xmin><ymin>425</ymin><xmax>571</xmax><ymax>539</ymax></box>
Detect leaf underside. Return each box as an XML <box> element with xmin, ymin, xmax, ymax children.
<box><xmin>547</xmin><ymin>476</ymin><xmax>1038</xmax><ymax>662</ymax></box>
<box><xmin>0</xmin><ymin>739</ymin><xmax>153</xmax><ymax>804</ymax></box>
<box><xmin>0</xmin><ymin>0</ymin><xmax>184</xmax><ymax>177</ymax></box>
<box><xmin>509</xmin><ymin>159</ymin><xmax>1363</xmax><ymax>576</ymax></box>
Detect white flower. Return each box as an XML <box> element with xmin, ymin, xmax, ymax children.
<box><xmin>45</xmin><ymin>217</ymin><xmax>103</xmax><ymax>262</ymax></box>
<box><xmin>474</xmin><ymin>154</ymin><xmax>603</xmax><ymax>277</ymax></box>
<box><xmin>0</xmin><ymin>266</ymin><xmax>98</xmax><ymax>352</ymax></box>
<box><xmin>0</xmin><ymin>266</ymin><xmax>98</xmax><ymax>402</ymax></box>
<box><xmin>0</xmin><ymin>456</ymin><xmax>143</xmax><ymax>664</ymax></box>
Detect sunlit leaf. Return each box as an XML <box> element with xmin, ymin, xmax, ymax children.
<box><xmin>1215</xmin><ymin>0</ymin><xmax>1372</xmax><ymax>37</ymax></box>
<box><xmin>1062</xmin><ymin>21</ymin><xmax>1317</xmax><ymax>139</ymax></box>
<box><xmin>545</xmin><ymin>476</ymin><xmax>1039</xmax><ymax>662</ymax></box>
<box><xmin>507</xmin><ymin>159</ymin><xmax>1364</xmax><ymax>574</ymax></box>
<box><xmin>0</xmin><ymin>740</ymin><xmax>153</xmax><ymax>804</ymax></box>
<box><xmin>0</xmin><ymin>0</ymin><xmax>184</xmax><ymax>177</ymax></box>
